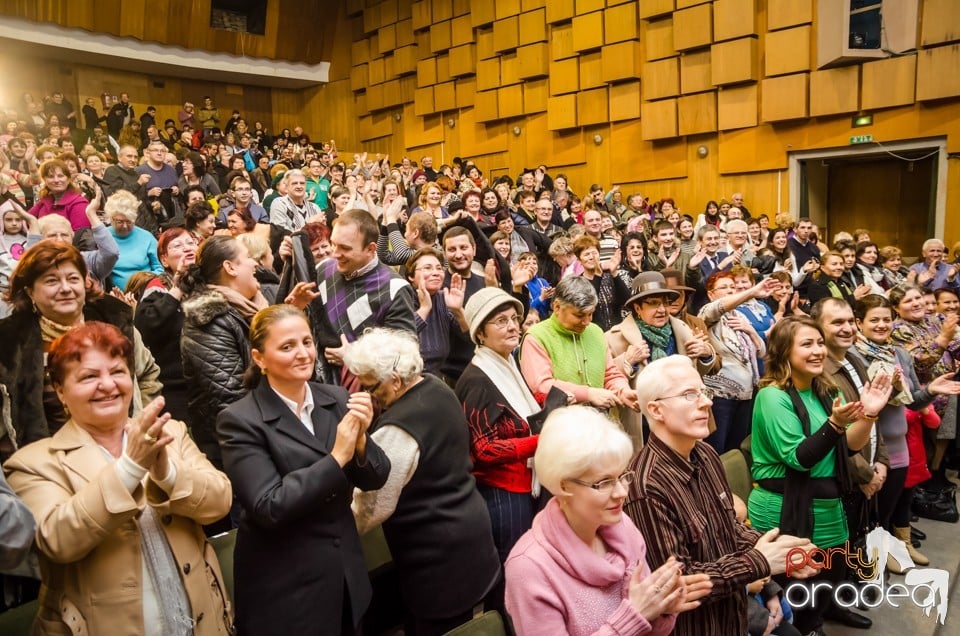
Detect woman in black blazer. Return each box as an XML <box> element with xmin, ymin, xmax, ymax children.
<box><xmin>217</xmin><ymin>305</ymin><xmax>390</xmax><ymax>635</ymax></box>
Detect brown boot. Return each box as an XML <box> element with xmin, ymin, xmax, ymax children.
<box><xmin>894</xmin><ymin>526</ymin><xmax>930</xmax><ymax>566</ymax></box>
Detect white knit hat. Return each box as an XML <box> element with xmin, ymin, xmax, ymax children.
<box><xmin>463</xmin><ymin>287</ymin><xmax>524</xmax><ymax>345</ymax></box>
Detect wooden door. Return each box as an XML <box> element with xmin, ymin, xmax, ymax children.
<box><xmin>826</xmin><ymin>156</ymin><xmax>934</xmax><ymax>257</ymax></box>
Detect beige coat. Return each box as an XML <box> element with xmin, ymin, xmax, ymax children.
<box><xmin>4</xmin><ymin>420</ymin><xmax>234</xmax><ymax>636</ymax></box>
<box><xmin>606</xmin><ymin>315</ymin><xmax>721</xmax><ymax>450</ymax></box>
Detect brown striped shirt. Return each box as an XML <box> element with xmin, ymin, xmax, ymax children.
<box><xmin>625</xmin><ymin>434</ymin><xmax>770</xmax><ymax>636</ymax></box>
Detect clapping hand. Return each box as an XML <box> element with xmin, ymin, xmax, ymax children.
<box><xmin>443</xmin><ymin>273</ymin><xmax>465</xmax><ymax>311</ymax></box>
<box><xmin>125</xmin><ymin>397</ymin><xmax>175</xmax><ymax>480</ymax></box>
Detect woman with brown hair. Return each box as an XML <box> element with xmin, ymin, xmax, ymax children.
<box><xmin>29</xmin><ymin>158</ymin><xmax>91</xmax><ymax>234</ymax></box>
<box><xmin>0</xmin><ymin>240</ymin><xmax>161</xmax><ymax>452</ymax></box>
<box><xmin>749</xmin><ymin>316</ymin><xmax>891</xmax><ymax>635</ymax></box>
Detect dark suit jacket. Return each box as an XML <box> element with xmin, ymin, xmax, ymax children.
<box><xmin>216</xmin><ymin>380</ymin><xmax>390</xmax><ymax>635</ymax></box>
<box><xmin>824</xmin><ymin>355</ymin><xmax>890</xmax><ymax>485</ymax></box>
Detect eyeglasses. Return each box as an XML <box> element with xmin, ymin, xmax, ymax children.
<box><xmin>656</xmin><ymin>387</ymin><xmax>715</xmax><ymax>403</ymax></box>
<box><xmin>414</xmin><ymin>265</ymin><xmax>445</xmax><ymax>272</ymax></box>
<box><xmin>568</xmin><ymin>470</ymin><xmax>635</xmax><ymax>493</ymax></box>
<box><xmin>487</xmin><ymin>314</ymin><xmax>520</xmax><ymax>329</ymax></box>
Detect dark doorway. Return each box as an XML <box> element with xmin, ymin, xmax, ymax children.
<box><xmin>801</xmin><ymin>152</ymin><xmax>936</xmax><ymax>256</ymax></box>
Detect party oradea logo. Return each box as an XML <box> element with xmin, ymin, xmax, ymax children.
<box><xmin>784</xmin><ymin>526</ymin><xmax>949</xmax><ymax>625</ymax></box>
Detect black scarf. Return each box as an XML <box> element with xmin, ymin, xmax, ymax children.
<box><xmin>777</xmin><ymin>385</ymin><xmax>853</xmax><ymax>538</ymax></box>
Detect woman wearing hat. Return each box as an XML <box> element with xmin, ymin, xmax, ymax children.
<box><xmin>456</xmin><ymin>288</ymin><xmax>544</xmax><ymax>562</ymax></box>
<box><xmin>606</xmin><ymin>272</ymin><xmax>718</xmax><ymax>449</ymax></box>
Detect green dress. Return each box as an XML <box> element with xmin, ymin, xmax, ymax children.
<box><xmin>748</xmin><ymin>385</ymin><xmax>848</xmax><ymax>548</ymax></box>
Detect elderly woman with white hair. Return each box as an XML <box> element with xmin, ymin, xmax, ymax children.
<box><xmin>346</xmin><ymin>327</ymin><xmax>502</xmax><ymax>634</ymax></box>
<box><xmin>910</xmin><ymin>238</ymin><xmax>960</xmax><ymax>293</ymax></box>
<box><xmin>106</xmin><ymin>190</ymin><xmax>163</xmax><ymax>290</ymax></box>
<box><xmin>505</xmin><ymin>406</ymin><xmax>710</xmax><ymax>636</ymax></box>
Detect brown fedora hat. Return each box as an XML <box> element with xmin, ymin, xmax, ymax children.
<box><xmin>659</xmin><ymin>268</ymin><xmax>695</xmax><ymax>293</ymax></box>
<box><xmin>625</xmin><ymin>271</ymin><xmax>680</xmax><ymax>307</ymax></box>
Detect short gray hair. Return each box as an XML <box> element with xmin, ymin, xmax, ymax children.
<box><xmin>635</xmin><ymin>355</ymin><xmax>696</xmax><ymax>420</ymax></box>
<box><xmin>283</xmin><ymin>168</ymin><xmax>306</xmax><ymax>184</ymax></box>
<box><xmin>343</xmin><ymin>327</ymin><xmax>423</xmax><ymax>385</ymax></box>
<box><xmin>554</xmin><ymin>276</ymin><xmax>597</xmax><ymax>311</ymax></box>
<box><xmin>922</xmin><ymin>238</ymin><xmax>945</xmax><ymax>253</ymax></box>
<box><xmin>535</xmin><ymin>406</ymin><xmax>633</xmax><ymax>496</ymax></box>
<box><xmin>39</xmin><ymin>213</ymin><xmax>72</xmax><ymax>237</ymax></box>
<box><xmin>104</xmin><ymin>190</ymin><xmax>140</xmax><ymax>223</ymax></box>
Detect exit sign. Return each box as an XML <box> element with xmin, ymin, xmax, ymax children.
<box><xmin>850</xmin><ymin>134</ymin><xmax>874</xmax><ymax>144</ymax></box>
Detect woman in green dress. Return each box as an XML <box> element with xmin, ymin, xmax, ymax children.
<box><xmin>748</xmin><ymin>316</ymin><xmax>892</xmax><ymax>635</ymax></box>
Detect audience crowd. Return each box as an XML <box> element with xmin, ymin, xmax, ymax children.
<box><xmin>1</xmin><ymin>91</ymin><xmax>960</xmax><ymax>636</ymax></box>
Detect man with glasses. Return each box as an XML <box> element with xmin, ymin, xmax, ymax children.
<box><xmin>606</xmin><ymin>272</ymin><xmax>717</xmax><ymax>449</ymax></box>
<box><xmin>626</xmin><ymin>355</ymin><xmax>818</xmax><ymax>636</ymax></box>
<box><xmin>217</xmin><ymin>176</ymin><xmax>268</xmax><ymax>225</ymax></box>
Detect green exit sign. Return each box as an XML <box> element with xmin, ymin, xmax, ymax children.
<box><xmin>850</xmin><ymin>134</ymin><xmax>874</xmax><ymax>144</ymax></box>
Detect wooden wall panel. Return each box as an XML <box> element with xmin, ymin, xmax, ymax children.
<box><xmin>493</xmin><ymin>16</ymin><xmax>520</xmax><ymax>52</ymax></box>
<box><xmin>498</xmin><ymin>84</ymin><xmax>524</xmax><ymax>118</ymax></box>
<box><xmin>546</xmin><ymin>0</ymin><xmax>575</xmax><ymax>24</ymax></box>
<box><xmin>609</xmin><ymin>81</ymin><xmax>642</xmax><ymax>121</ymax></box>
<box><xmin>644</xmin><ymin>58</ymin><xmax>681</xmax><ymax>100</ymax></box>
<box><xmin>577</xmin><ymin>87</ymin><xmax>608</xmax><ymax>126</ymax></box>
<box><xmin>471</xmin><ymin>0</ymin><xmax>497</xmax><ymax>27</ymax></box>
<box><xmin>717</xmin><ymin>84</ymin><xmax>759</xmax><ymax>130</ymax></box>
<box><xmin>917</xmin><ymin>45</ymin><xmax>960</xmax><ymax>101</ymax></box>
<box><xmin>767</xmin><ymin>0</ymin><xmax>813</xmax><ymax>30</ymax></box>
<box><xmin>572</xmin><ymin>11</ymin><xmax>605</xmax><ymax>52</ymax></box>
<box><xmin>639</xmin><ymin>0</ymin><xmax>675</xmax><ymax>19</ymax></box>
<box><xmin>523</xmin><ymin>79</ymin><xmax>549</xmax><ymax>113</ymax></box>
<box><xmin>549</xmin><ymin>58</ymin><xmax>580</xmax><ymax>94</ymax></box>
<box><xmin>810</xmin><ymin>66</ymin><xmax>860</xmax><ymax>116</ymax></box>
<box><xmin>761</xmin><ymin>73</ymin><xmax>809</xmax><ymax>122</ymax></box>
<box><xmin>673</xmin><ymin>5</ymin><xmax>713</xmax><ymax>51</ymax></box>
<box><xmin>552</xmin><ymin>22</ymin><xmax>577</xmax><ymax>60</ymax></box>
<box><xmin>711</xmin><ymin>38</ymin><xmax>759</xmax><ymax>85</ymax></box>
<box><xmin>451</xmin><ymin>15</ymin><xmax>474</xmax><ymax>46</ymax></box>
<box><xmin>765</xmin><ymin>27</ymin><xmax>811</xmax><ymax>77</ymax></box>
<box><xmin>680</xmin><ymin>50</ymin><xmax>712</xmax><ymax>94</ymax></box>
<box><xmin>713</xmin><ymin>0</ymin><xmax>757</xmax><ymax>42</ymax></box>
<box><xmin>863</xmin><ymin>55</ymin><xmax>917</xmax><ymax>108</ymax></box>
<box><xmin>547</xmin><ymin>94</ymin><xmax>578</xmax><ymax>130</ymax></box>
<box><xmin>678</xmin><ymin>92</ymin><xmax>717</xmax><ymax>135</ymax></box>
<box><xmin>604</xmin><ymin>4</ymin><xmax>640</xmax><ymax>44</ymax></box>
<box><xmin>579</xmin><ymin>52</ymin><xmax>604</xmax><ymax>90</ymax></box>
<box><xmin>921</xmin><ymin>0</ymin><xmax>960</xmax><ymax>46</ymax></box>
<box><xmin>602</xmin><ymin>41</ymin><xmax>643</xmax><ymax>82</ymax></box>
<box><xmin>519</xmin><ymin>9</ymin><xmax>548</xmax><ymax>45</ymax></box>
<box><xmin>645</xmin><ymin>17</ymin><xmax>676</xmax><ymax>61</ymax></box>
<box><xmin>641</xmin><ymin>98</ymin><xmax>678</xmax><ymax>139</ymax></box>
<box><xmin>518</xmin><ymin>43</ymin><xmax>550</xmax><ymax>78</ymax></box>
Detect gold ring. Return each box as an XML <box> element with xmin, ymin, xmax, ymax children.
<box><xmin>143</xmin><ymin>433</ymin><xmax>157</xmax><ymax>443</ymax></box>
<box><xmin>653</xmin><ymin>585</ymin><xmax>662</xmax><ymax>593</ymax></box>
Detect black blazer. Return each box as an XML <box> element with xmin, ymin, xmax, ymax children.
<box><xmin>216</xmin><ymin>380</ymin><xmax>390</xmax><ymax>635</ymax></box>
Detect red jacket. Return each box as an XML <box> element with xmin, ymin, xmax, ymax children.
<box><xmin>905</xmin><ymin>407</ymin><xmax>939</xmax><ymax>488</ymax></box>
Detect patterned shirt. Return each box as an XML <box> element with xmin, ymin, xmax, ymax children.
<box><xmin>625</xmin><ymin>434</ymin><xmax>769</xmax><ymax>636</ymax></box>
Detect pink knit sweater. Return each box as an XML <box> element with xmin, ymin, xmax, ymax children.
<box><xmin>505</xmin><ymin>498</ymin><xmax>676</xmax><ymax>636</ymax></box>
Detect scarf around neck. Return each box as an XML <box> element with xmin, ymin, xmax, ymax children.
<box><xmin>853</xmin><ymin>333</ymin><xmax>913</xmax><ymax>406</ymax></box>
<box><xmin>472</xmin><ymin>345</ymin><xmax>540</xmax><ymax>418</ymax></box>
<box><xmin>636</xmin><ymin>319</ymin><xmax>673</xmax><ymax>361</ymax></box>
<box><xmin>207</xmin><ymin>283</ymin><xmax>268</xmax><ymax>320</ymax></box>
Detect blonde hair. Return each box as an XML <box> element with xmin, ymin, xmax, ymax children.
<box><xmin>236</xmin><ymin>233</ymin><xmax>271</xmax><ymax>265</ymax></box>
<box><xmin>104</xmin><ymin>190</ymin><xmax>140</xmax><ymax>223</ymax></box>
<box><xmin>535</xmin><ymin>406</ymin><xmax>633</xmax><ymax>496</ymax></box>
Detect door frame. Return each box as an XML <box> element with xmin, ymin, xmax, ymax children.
<box><xmin>787</xmin><ymin>136</ymin><xmax>947</xmax><ymax>239</ymax></box>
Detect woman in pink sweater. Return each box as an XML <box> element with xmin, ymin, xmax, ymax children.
<box><xmin>505</xmin><ymin>406</ymin><xmax>711</xmax><ymax>636</ymax></box>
